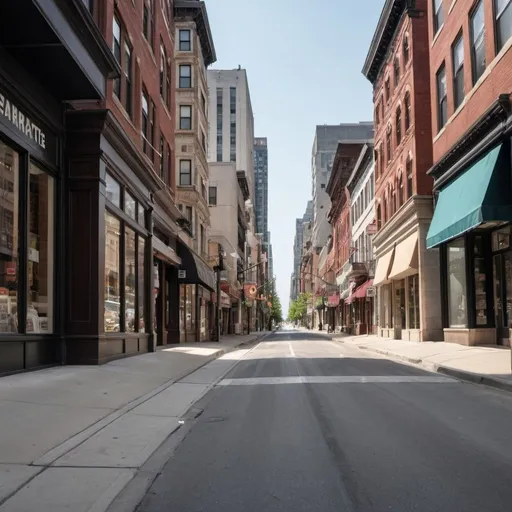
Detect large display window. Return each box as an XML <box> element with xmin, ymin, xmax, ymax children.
<box><xmin>0</xmin><ymin>140</ymin><xmax>55</xmax><ymax>335</ymax></box>
<box><xmin>104</xmin><ymin>172</ymin><xmax>147</xmax><ymax>333</ymax></box>
<box><xmin>447</xmin><ymin>238</ymin><xmax>468</xmax><ymax>327</ymax></box>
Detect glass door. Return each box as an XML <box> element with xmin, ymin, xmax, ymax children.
<box><xmin>493</xmin><ymin>253</ymin><xmax>512</xmax><ymax>345</ymax></box>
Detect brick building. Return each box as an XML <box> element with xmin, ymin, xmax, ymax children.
<box><xmin>363</xmin><ymin>0</ymin><xmax>442</xmax><ymax>342</ymax></box>
<box><xmin>425</xmin><ymin>0</ymin><xmax>512</xmax><ymax>346</ymax></box>
<box><xmin>327</xmin><ymin>142</ymin><xmax>370</xmax><ymax>333</ymax></box>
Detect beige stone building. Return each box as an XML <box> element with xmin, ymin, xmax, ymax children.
<box><xmin>174</xmin><ymin>1</ymin><xmax>217</xmax><ymax>342</ymax></box>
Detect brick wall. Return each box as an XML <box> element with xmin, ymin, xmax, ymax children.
<box><xmin>428</xmin><ymin>0</ymin><xmax>512</xmax><ymax>164</ymax></box>
<box><xmin>371</xmin><ymin>2</ymin><xmax>433</xmax><ymax>232</ymax></box>
<box><xmin>96</xmin><ymin>0</ymin><xmax>176</xmax><ymax>193</ymax></box>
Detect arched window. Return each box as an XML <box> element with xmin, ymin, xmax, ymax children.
<box><xmin>406</xmin><ymin>156</ymin><xmax>413</xmax><ymax>197</ymax></box>
<box><xmin>403</xmin><ymin>34</ymin><xmax>409</xmax><ymax>64</ymax></box>
<box><xmin>398</xmin><ymin>172</ymin><xmax>404</xmax><ymax>206</ymax></box>
<box><xmin>386</xmin><ymin>125</ymin><xmax>392</xmax><ymax>163</ymax></box>
<box><xmin>377</xmin><ymin>204</ymin><xmax>382</xmax><ymax>230</ymax></box>
<box><xmin>396</xmin><ymin>106</ymin><xmax>402</xmax><ymax>146</ymax></box>
<box><xmin>404</xmin><ymin>92</ymin><xmax>411</xmax><ymax>131</ymax></box>
<box><xmin>391</xmin><ymin>184</ymin><xmax>396</xmax><ymax>216</ymax></box>
<box><xmin>374</xmin><ymin>149</ymin><xmax>379</xmax><ymax>179</ymax></box>
<box><xmin>394</xmin><ymin>56</ymin><xmax>400</xmax><ymax>87</ymax></box>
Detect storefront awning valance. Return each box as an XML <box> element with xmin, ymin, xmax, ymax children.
<box><xmin>388</xmin><ymin>233</ymin><xmax>418</xmax><ymax>280</ymax></box>
<box><xmin>346</xmin><ymin>280</ymin><xmax>373</xmax><ymax>305</ymax></box>
<box><xmin>427</xmin><ymin>144</ymin><xmax>512</xmax><ymax>248</ymax></box>
<box><xmin>373</xmin><ymin>248</ymin><xmax>395</xmax><ymax>286</ymax></box>
<box><xmin>177</xmin><ymin>242</ymin><xmax>216</xmax><ymax>291</ymax></box>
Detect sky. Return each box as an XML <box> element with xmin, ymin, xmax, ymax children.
<box><xmin>206</xmin><ymin>0</ymin><xmax>384</xmax><ymax>315</ymax></box>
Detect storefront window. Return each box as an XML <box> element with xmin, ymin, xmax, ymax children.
<box><xmin>106</xmin><ymin>173</ymin><xmax>121</xmax><ymax>207</ymax></box>
<box><xmin>138</xmin><ymin>237</ymin><xmax>145</xmax><ymax>332</ymax></box>
<box><xmin>407</xmin><ymin>275</ymin><xmax>420</xmax><ymax>329</ymax></box>
<box><xmin>0</xmin><ymin>142</ymin><xmax>19</xmax><ymax>333</ymax></box>
<box><xmin>447</xmin><ymin>238</ymin><xmax>467</xmax><ymax>327</ymax></box>
<box><xmin>180</xmin><ymin>284</ymin><xmax>185</xmax><ymax>334</ymax></box>
<box><xmin>492</xmin><ymin>227</ymin><xmax>511</xmax><ymax>251</ymax></box>
<box><xmin>474</xmin><ymin>236</ymin><xmax>488</xmax><ymax>325</ymax></box>
<box><xmin>28</xmin><ymin>163</ymin><xmax>54</xmax><ymax>333</ymax></box>
<box><xmin>125</xmin><ymin>227</ymin><xmax>136</xmax><ymax>332</ymax></box>
<box><xmin>105</xmin><ymin>212</ymin><xmax>121</xmax><ymax>332</ymax></box>
<box><xmin>125</xmin><ymin>192</ymin><xmax>136</xmax><ymax>220</ymax></box>
<box><xmin>138</xmin><ymin>204</ymin><xmax>145</xmax><ymax>228</ymax></box>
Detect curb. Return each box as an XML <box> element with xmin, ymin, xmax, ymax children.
<box><xmin>331</xmin><ymin>337</ymin><xmax>512</xmax><ymax>394</ymax></box>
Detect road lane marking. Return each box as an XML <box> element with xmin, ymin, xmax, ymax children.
<box><xmin>217</xmin><ymin>376</ymin><xmax>458</xmax><ymax>386</ymax></box>
<box><xmin>288</xmin><ymin>343</ymin><xmax>296</xmax><ymax>358</ymax></box>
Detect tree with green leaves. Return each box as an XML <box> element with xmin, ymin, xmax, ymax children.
<box><xmin>270</xmin><ymin>292</ymin><xmax>283</xmax><ymax>324</ymax></box>
<box><xmin>288</xmin><ymin>292</ymin><xmax>311</xmax><ymax>324</ymax></box>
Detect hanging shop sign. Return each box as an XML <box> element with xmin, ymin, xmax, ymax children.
<box><xmin>366</xmin><ymin>221</ymin><xmax>378</xmax><ymax>235</ymax></box>
<box><xmin>178</xmin><ymin>269</ymin><xmax>186</xmax><ymax>279</ymax></box>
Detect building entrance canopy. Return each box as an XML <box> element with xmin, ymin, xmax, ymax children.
<box><xmin>427</xmin><ymin>144</ymin><xmax>512</xmax><ymax>248</ymax></box>
<box><xmin>177</xmin><ymin>242</ymin><xmax>216</xmax><ymax>291</ymax></box>
<box><xmin>373</xmin><ymin>248</ymin><xmax>395</xmax><ymax>286</ymax></box>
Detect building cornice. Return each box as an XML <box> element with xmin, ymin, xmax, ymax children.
<box><xmin>362</xmin><ymin>0</ymin><xmax>420</xmax><ymax>84</ymax></box>
<box><xmin>428</xmin><ymin>95</ymin><xmax>511</xmax><ymax>189</ymax></box>
<box><xmin>174</xmin><ymin>1</ymin><xmax>217</xmax><ymax>66</ymax></box>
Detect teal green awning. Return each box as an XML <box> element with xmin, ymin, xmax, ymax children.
<box><xmin>427</xmin><ymin>144</ymin><xmax>512</xmax><ymax>249</ymax></box>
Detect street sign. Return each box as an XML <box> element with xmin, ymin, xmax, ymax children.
<box><xmin>366</xmin><ymin>221</ymin><xmax>378</xmax><ymax>235</ymax></box>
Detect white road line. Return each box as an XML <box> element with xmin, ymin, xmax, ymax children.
<box><xmin>217</xmin><ymin>376</ymin><xmax>458</xmax><ymax>386</ymax></box>
<box><xmin>288</xmin><ymin>343</ymin><xmax>296</xmax><ymax>358</ymax></box>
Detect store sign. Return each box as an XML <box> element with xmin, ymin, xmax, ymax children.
<box><xmin>0</xmin><ymin>93</ymin><xmax>47</xmax><ymax>149</ymax></box>
<box><xmin>366</xmin><ymin>286</ymin><xmax>376</xmax><ymax>298</ymax></box>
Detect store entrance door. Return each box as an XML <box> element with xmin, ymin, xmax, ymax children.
<box><xmin>493</xmin><ymin>252</ymin><xmax>512</xmax><ymax>346</ymax></box>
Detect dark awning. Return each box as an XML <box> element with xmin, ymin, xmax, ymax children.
<box><xmin>427</xmin><ymin>144</ymin><xmax>512</xmax><ymax>248</ymax></box>
<box><xmin>177</xmin><ymin>241</ymin><xmax>216</xmax><ymax>291</ymax></box>
<box><xmin>0</xmin><ymin>0</ymin><xmax>120</xmax><ymax>100</ymax></box>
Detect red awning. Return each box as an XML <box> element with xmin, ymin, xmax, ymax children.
<box><xmin>345</xmin><ymin>280</ymin><xmax>373</xmax><ymax>304</ymax></box>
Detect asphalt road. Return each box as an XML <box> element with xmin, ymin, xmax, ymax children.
<box><xmin>137</xmin><ymin>329</ymin><xmax>512</xmax><ymax>512</ymax></box>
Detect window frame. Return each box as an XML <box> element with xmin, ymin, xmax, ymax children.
<box><xmin>395</xmin><ymin>105</ymin><xmax>402</xmax><ymax>146</ymax></box>
<box><xmin>404</xmin><ymin>91</ymin><xmax>411</xmax><ymax>131</ymax></box>
<box><xmin>179</xmin><ymin>159</ymin><xmax>192</xmax><ymax>186</ymax></box>
<box><xmin>433</xmin><ymin>0</ymin><xmax>445</xmax><ymax>34</ymax></box>
<box><xmin>393</xmin><ymin>56</ymin><xmax>400</xmax><ymax>87</ymax></box>
<box><xmin>452</xmin><ymin>32</ymin><xmax>465</xmax><ymax>110</ymax></box>
<box><xmin>386</xmin><ymin>125</ymin><xmax>392</xmax><ymax>163</ymax></box>
<box><xmin>494</xmin><ymin>0</ymin><xmax>512</xmax><ymax>52</ymax></box>
<box><xmin>179</xmin><ymin>64</ymin><xmax>192</xmax><ymax>88</ymax></box>
<box><xmin>470</xmin><ymin>0</ymin><xmax>486</xmax><ymax>85</ymax></box>
<box><xmin>436</xmin><ymin>62</ymin><xmax>448</xmax><ymax>131</ymax></box>
<box><xmin>179</xmin><ymin>29</ymin><xmax>191</xmax><ymax>51</ymax></box>
<box><xmin>403</xmin><ymin>34</ymin><xmax>410</xmax><ymax>63</ymax></box>
<box><xmin>180</xmin><ymin>105</ymin><xmax>192</xmax><ymax>130</ymax></box>
<box><xmin>143</xmin><ymin>0</ymin><xmax>155</xmax><ymax>51</ymax></box>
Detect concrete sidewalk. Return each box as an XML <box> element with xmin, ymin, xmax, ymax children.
<box><xmin>0</xmin><ymin>332</ymin><xmax>269</xmax><ymax>511</ymax></box>
<box><xmin>333</xmin><ymin>334</ymin><xmax>512</xmax><ymax>392</ymax></box>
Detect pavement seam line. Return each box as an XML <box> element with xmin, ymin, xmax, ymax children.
<box><xmin>331</xmin><ymin>335</ymin><xmax>512</xmax><ymax>394</ymax></box>
<box><xmin>103</xmin><ymin>335</ymin><xmax>268</xmax><ymax>512</ymax></box>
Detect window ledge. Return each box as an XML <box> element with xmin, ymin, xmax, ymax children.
<box><xmin>431</xmin><ymin>25</ymin><xmax>444</xmax><ymax>47</ymax></box>
<box><xmin>112</xmin><ymin>95</ymin><xmax>137</xmax><ymax>132</ymax></box>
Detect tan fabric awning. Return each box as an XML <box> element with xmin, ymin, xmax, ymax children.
<box><xmin>388</xmin><ymin>232</ymin><xmax>418</xmax><ymax>280</ymax></box>
<box><xmin>373</xmin><ymin>247</ymin><xmax>395</xmax><ymax>286</ymax></box>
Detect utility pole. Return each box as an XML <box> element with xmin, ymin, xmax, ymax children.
<box><xmin>213</xmin><ymin>244</ymin><xmax>224</xmax><ymax>342</ymax></box>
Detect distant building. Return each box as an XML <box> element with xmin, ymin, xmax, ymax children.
<box><xmin>290</xmin><ymin>201</ymin><xmax>313</xmax><ymax>302</ymax></box>
<box><xmin>311</xmin><ymin>124</ymin><xmax>374</xmax><ymax>250</ymax></box>
<box><xmin>254</xmin><ymin>138</ymin><xmax>268</xmax><ymax>236</ymax></box>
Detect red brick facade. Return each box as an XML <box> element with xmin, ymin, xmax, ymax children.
<box><xmin>370</xmin><ymin>1</ymin><xmax>433</xmax><ymax>232</ymax></box>
<box><xmin>428</xmin><ymin>0</ymin><xmax>512</xmax><ymax>163</ymax></box>
<box><xmin>93</xmin><ymin>0</ymin><xmax>176</xmax><ymax>194</ymax></box>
